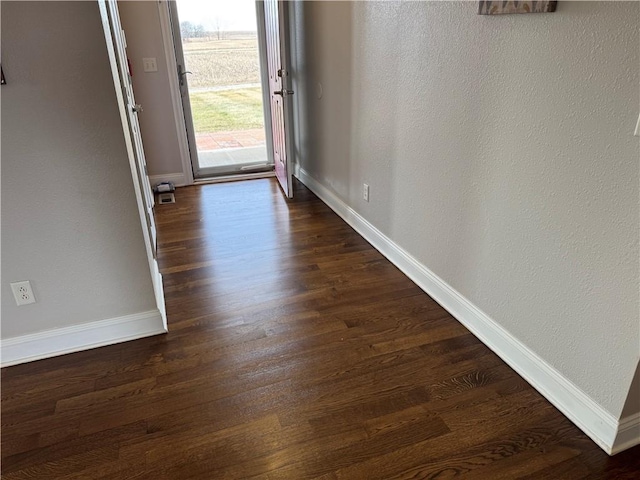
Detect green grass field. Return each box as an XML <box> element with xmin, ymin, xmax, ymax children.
<box><xmin>183</xmin><ymin>36</ymin><xmax>264</xmax><ymax>132</ymax></box>
<box><xmin>190</xmin><ymin>87</ymin><xmax>264</xmax><ymax>133</ymax></box>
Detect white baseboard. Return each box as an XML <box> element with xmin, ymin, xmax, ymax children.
<box><xmin>1</xmin><ymin>310</ymin><xmax>167</xmax><ymax>368</ymax></box>
<box><xmin>294</xmin><ymin>165</ymin><xmax>635</xmax><ymax>455</ymax></box>
<box><xmin>612</xmin><ymin>412</ymin><xmax>640</xmax><ymax>455</ymax></box>
<box><xmin>150</xmin><ymin>172</ymin><xmax>191</xmax><ymax>188</ymax></box>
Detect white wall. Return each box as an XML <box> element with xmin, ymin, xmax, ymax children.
<box><xmin>1</xmin><ymin>1</ymin><xmax>158</xmax><ymax>339</ymax></box>
<box><xmin>292</xmin><ymin>0</ymin><xmax>639</xmax><ymax>421</ymax></box>
<box><xmin>118</xmin><ymin>0</ymin><xmax>187</xmax><ymax>181</ymax></box>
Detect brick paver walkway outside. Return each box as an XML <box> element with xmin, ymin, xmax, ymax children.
<box><xmin>196</xmin><ymin>128</ymin><xmax>266</xmax><ymax>151</ymax></box>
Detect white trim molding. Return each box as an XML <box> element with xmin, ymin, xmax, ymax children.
<box><xmin>294</xmin><ymin>165</ymin><xmax>637</xmax><ymax>456</ymax></box>
<box><xmin>255</xmin><ymin>1</ymin><xmax>276</xmax><ymax>170</ymax></box>
<box><xmin>156</xmin><ymin>0</ymin><xmax>194</xmax><ymax>186</ymax></box>
<box><xmin>1</xmin><ymin>310</ymin><xmax>167</xmax><ymax>368</ymax></box>
<box><xmin>99</xmin><ymin>1</ymin><xmax>167</xmax><ymax>325</ymax></box>
<box><xmin>194</xmin><ymin>171</ymin><xmax>275</xmax><ymax>185</ymax></box>
<box><xmin>150</xmin><ymin>172</ymin><xmax>191</xmax><ymax>188</ymax></box>
<box><xmin>612</xmin><ymin>413</ymin><xmax>640</xmax><ymax>455</ymax></box>
<box><xmin>149</xmin><ymin>255</ymin><xmax>168</xmax><ymax>331</ymax></box>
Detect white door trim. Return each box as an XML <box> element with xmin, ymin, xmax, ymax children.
<box><xmin>99</xmin><ymin>0</ymin><xmax>167</xmax><ymax>328</ymax></box>
<box><xmin>256</xmin><ymin>1</ymin><xmax>276</xmax><ymax>170</ymax></box>
<box><xmin>157</xmin><ymin>0</ymin><xmax>194</xmax><ymax>186</ymax></box>
<box><xmin>279</xmin><ymin>0</ymin><xmax>295</xmax><ymax>198</ymax></box>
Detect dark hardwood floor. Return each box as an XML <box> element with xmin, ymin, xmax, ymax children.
<box><xmin>2</xmin><ymin>178</ymin><xmax>639</xmax><ymax>479</ymax></box>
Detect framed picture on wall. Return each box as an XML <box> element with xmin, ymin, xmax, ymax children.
<box><xmin>479</xmin><ymin>1</ymin><xmax>558</xmax><ymax>15</ymax></box>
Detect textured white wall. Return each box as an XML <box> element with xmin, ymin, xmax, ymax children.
<box><xmin>292</xmin><ymin>1</ymin><xmax>639</xmax><ymax>417</ymax></box>
<box><xmin>118</xmin><ymin>1</ymin><xmax>184</xmax><ymax>177</ymax></box>
<box><xmin>1</xmin><ymin>1</ymin><xmax>157</xmax><ymax>338</ymax></box>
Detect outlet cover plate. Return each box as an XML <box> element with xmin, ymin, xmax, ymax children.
<box><xmin>10</xmin><ymin>281</ymin><xmax>36</xmax><ymax>306</ymax></box>
<box><xmin>142</xmin><ymin>57</ymin><xmax>158</xmax><ymax>73</ymax></box>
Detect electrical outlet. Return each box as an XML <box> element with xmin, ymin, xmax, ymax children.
<box><xmin>363</xmin><ymin>183</ymin><xmax>370</xmax><ymax>202</ymax></box>
<box><xmin>142</xmin><ymin>57</ymin><xmax>158</xmax><ymax>73</ymax></box>
<box><xmin>10</xmin><ymin>281</ymin><xmax>36</xmax><ymax>306</ymax></box>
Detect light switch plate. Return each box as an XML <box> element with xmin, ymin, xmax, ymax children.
<box><xmin>142</xmin><ymin>57</ymin><xmax>158</xmax><ymax>73</ymax></box>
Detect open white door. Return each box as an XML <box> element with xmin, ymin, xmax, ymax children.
<box><xmin>98</xmin><ymin>0</ymin><xmax>166</xmax><ymax>325</ymax></box>
<box><xmin>263</xmin><ymin>0</ymin><xmax>294</xmax><ymax>198</ymax></box>
<box><xmin>100</xmin><ymin>0</ymin><xmax>156</xmax><ymax>253</ymax></box>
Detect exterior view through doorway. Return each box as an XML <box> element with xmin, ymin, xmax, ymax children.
<box><xmin>170</xmin><ymin>0</ymin><xmax>272</xmax><ymax>178</ymax></box>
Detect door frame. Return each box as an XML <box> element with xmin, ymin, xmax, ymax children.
<box><xmin>98</xmin><ymin>0</ymin><xmax>167</xmax><ymax>327</ymax></box>
<box><xmin>157</xmin><ymin>0</ymin><xmax>277</xmax><ymax>181</ymax></box>
<box><xmin>256</xmin><ymin>1</ymin><xmax>276</xmax><ymax>172</ymax></box>
<box><xmin>165</xmin><ymin>0</ymin><xmax>201</xmax><ymax>178</ymax></box>
<box><xmin>158</xmin><ymin>0</ymin><xmax>195</xmax><ymax>186</ymax></box>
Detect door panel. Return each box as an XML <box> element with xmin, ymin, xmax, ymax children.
<box><xmin>103</xmin><ymin>0</ymin><xmax>157</xmax><ymax>255</ymax></box>
<box><xmin>264</xmin><ymin>0</ymin><xmax>293</xmax><ymax>198</ymax></box>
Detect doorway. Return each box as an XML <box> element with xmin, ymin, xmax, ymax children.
<box><xmin>169</xmin><ymin>0</ymin><xmax>273</xmax><ymax>179</ymax></box>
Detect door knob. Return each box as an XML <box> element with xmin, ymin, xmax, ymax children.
<box><xmin>273</xmin><ymin>90</ymin><xmax>294</xmax><ymax>96</ymax></box>
<box><xmin>131</xmin><ymin>104</ymin><xmax>143</xmax><ymax>113</ymax></box>
<box><xmin>178</xmin><ymin>65</ymin><xmax>192</xmax><ymax>87</ymax></box>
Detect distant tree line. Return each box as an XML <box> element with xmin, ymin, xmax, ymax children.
<box><xmin>180</xmin><ymin>19</ymin><xmax>226</xmax><ymax>40</ymax></box>
<box><xmin>180</xmin><ymin>21</ymin><xmax>206</xmax><ymax>39</ymax></box>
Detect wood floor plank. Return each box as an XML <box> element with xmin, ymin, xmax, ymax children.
<box><xmin>2</xmin><ymin>178</ymin><xmax>638</xmax><ymax>478</ymax></box>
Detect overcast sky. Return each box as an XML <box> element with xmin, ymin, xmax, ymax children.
<box><xmin>175</xmin><ymin>0</ymin><xmax>258</xmax><ymax>32</ymax></box>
